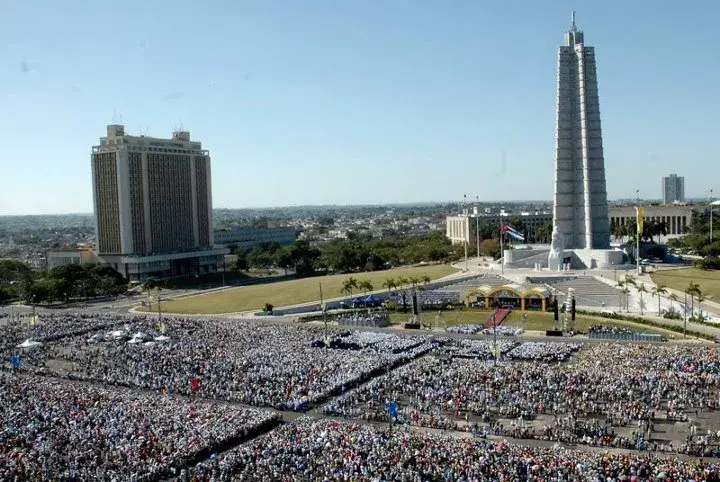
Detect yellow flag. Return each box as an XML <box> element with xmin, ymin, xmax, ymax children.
<box><xmin>29</xmin><ymin>315</ymin><xmax>39</xmax><ymax>327</ymax></box>
<box><xmin>637</xmin><ymin>206</ymin><xmax>644</xmax><ymax>234</ymax></box>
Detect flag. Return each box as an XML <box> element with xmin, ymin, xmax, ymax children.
<box><xmin>501</xmin><ymin>223</ymin><xmax>525</xmax><ymax>242</ymax></box>
<box><xmin>637</xmin><ymin>206</ymin><xmax>644</xmax><ymax>234</ymax></box>
<box><xmin>29</xmin><ymin>315</ymin><xmax>38</xmax><ymax>327</ymax></box>
<box><xmin>10</xmin><ymin>355</ymin><xmax>21</xmax><ymax>369</ymax></box>
<box><xmin>157</xmin><ymin>322</ymin><xmax>166</xmax><ymax>334</ymax></box>
<box><xmin>190</xmin><ymin>378</ymin><xmax>200</xmax><ymax>392</ymax></box>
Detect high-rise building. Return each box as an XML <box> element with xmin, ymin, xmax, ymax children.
<box><xmin>91</xmin><ymin>125</ymin><xmax>226</xmax><ymax>281</ymax></box>
<box><xmin>662</xmin><ymin>174</ymin><xmax>685</xmax><ymax>204</ymax></box>
<box><xmin>552</xmin><ymin>12</ymin><xmax>610</xmax><ymax>250</ymax></box>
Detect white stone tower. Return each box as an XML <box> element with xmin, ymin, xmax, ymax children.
<box><xmin>552</xmin><ymin>12</ymin><xmax>610</xmax><ymax>250</ymax></box>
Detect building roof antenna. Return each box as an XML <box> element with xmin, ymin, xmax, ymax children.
<box><xmin>571</xmin><ymin>11</ymin><xmax>576</xmax><ymax>31</ymax></box>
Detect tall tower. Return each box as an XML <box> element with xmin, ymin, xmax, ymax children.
<box><xmin>91</xmin><ymin>125</ymin><xmax>225</xmax><ymax>281</ymax></box>
<box><xmin>553</xmin><ymin>12</ymin><xmax>610</xmax><ymax>249</ymax></box>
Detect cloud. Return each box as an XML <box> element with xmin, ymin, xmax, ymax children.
<box><xmin>162</xmin><ymin>91</ymin><xmax>185</xmax><ymax>101</ymax></box>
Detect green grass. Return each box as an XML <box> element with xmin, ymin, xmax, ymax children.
<box><xmin>651</xmin><ymin>268</ymin><xmax>720</xmax><ymax>302</ymax></box>
<box><xmin>390</xmin><ymin>309</ymin><xmax>668</xmax><ymax>335</ymax></box>
<box><xmin>146</xmin><ymin>264</ymin><xmax>459</xmax><ymax>314</ymax></box>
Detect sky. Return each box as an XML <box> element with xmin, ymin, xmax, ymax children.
<box><xmin>1</xmin><ymin>0</ymin><xmax>720</xmax><ymax>215</ymax></box>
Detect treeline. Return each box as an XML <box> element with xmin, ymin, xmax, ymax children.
<box><xmin>669</xmin><ymin>210</ymin><xmax>720</xmax><ymax>261</ymax></box>
<box><xmin>232</xmin><ymin>232</ymin><xmax>464</xmax><ymax>275</ymax></box>
<box><xmin>0</xmin><ymin>260</ymin><xmax>128</xmax><ymax>304</ymax></box>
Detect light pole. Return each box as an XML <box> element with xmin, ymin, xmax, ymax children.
<box><xmin>463</xmin><ymin>194</ymin><xmax>468</xmax><ymax>272</ymax></box>
<box><xmin>636</xmin><ymin>189</ymin><xmax>641</xmax><ymax>276</ymax></box>
<box><xmin>476</xmin><ymin>196</ymin><xmax>480</xmax><ymax>259</ymax></box>
<box><xmin>710</xmin><ymin>189</ymin><xmax>714</xmax><ymax>243</ymax></box>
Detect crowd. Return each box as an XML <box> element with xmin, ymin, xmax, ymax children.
<box><xmin>336</xmin><ymin>311</ymin><xmax>389</xmax><ymax>328</ymax></box>
<box><xmin>181</xmin><ymin>417</ymin><xmax>720</xmax><ymax>481</ymax></box>
<box><xmin>446</xmin><ymin>324</ymin><xmax>524</xmax><ymax>336</ymax></box>
<box><xmin>589</xmin><ymin>324</ymin><xmax>636</xmax><ymax>335</ymax></box>
<box><xmin>16</xmin><ymin>316</ymin><xmax>436</xmax><ymax>410</ymax></box>
<box><xmin>442</xmin><ymin>339</ymin><xmax>580</xmax><ymax>362</ymax></box>
<box><xmin>324</xmin><ymin>343</ymin><xmax>720</xmax><ymax>453</ymax></box>
<box><xmin>389</xmin><ymin>290</ymin><xmax>458</xmax><ymax>309</ymax></box>
<box><xmin>0</xmin><ymin>373</ymin><xmax>278</xmax><ymax>481</ymax></box>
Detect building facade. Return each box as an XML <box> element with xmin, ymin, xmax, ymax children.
<box><xmin>445</xmin><ymin>213</ymin><xmax>553</xmax><ymax>246</ymax></box>
<box><xmin>553</xmin><ymin>13</ymin><xmax>610</xmax><ymax>249</ymax></box>
<box><xmin>46</xmin><ymin>248</ymin><xmax>97</xmax><ymax>269</ymax></box>
<box><xmin>91</xmin><ymin>125</ymin><xmax>226</xmax><ymax>281</ymax></box>
<box><xmin>609</xmin><ymin>204</ymin><xmax>692</xmax><ymax>239</ymax></box>
<box><xmin>214</xmin><ymin>226</ymin><xmax>298</xmax><ymax>250</ymax></box>
<box><xmin>662</xmin><ymin>174</ymin><xmax>685</xmax><ymax>204</ymax></box>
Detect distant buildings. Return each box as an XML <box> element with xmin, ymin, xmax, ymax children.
<box><xmin>214</xmin><ymin>226</ymin><xmax>297</xmax><ymax>250</ymax></box>
<box><xmin>552</xmin><ymin>12</ymin><xmax>610</xmax><ymax>250</ymax></box>
<box><xmin>609</xmin><ymin>204</ymin><xmax>692</xmax><ymax>239</ymax></box>
<box><xmin>91</xmin><ymin>125</ymin><xmax>225</xmax><ymax>281</ymax></box>
<box><xmin>46</xmin><ymin>248</ymin><xmax>97</xmax><ymax>269</ymax></box>
<box><xmin>662</xmin><ymin>174</ymin><xmax>685</xmax><ymax>205</ymax></box>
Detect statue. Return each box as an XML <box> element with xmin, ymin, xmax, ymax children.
<box><xmin>548</xmin><ymin>226</ymin><xmax>565</xmax><ymax>271</ymax></box>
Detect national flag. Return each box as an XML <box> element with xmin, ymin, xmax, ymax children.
<box><xmin>190</xmin><ymin>378</ymin><xmax>200</xmax><ymax>392</ymax></box>
<box><xmin>637</xmin><ymin>206</ymin><xmax>644</xmax><ymax>234</ymax></box>
<box><xmin>10</xmin><ymin>355</ymin><xmax>21</xmax><ymax>369</ymax></box>
<box><xmin>157</xmin><ymin>322</ymin><xmax>166</xmax><ymax>334</ymax></box>
<box><xmin>501</xmin><ymin>223</ymin><xmax>525</xmax><ymax>242</ymax></box>
<box><xmin>29</xmin><ymin>315</ymin><xmax>39</xmax><ymax>327</ymax></box>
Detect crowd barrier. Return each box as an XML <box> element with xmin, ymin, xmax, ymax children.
<box><xmin>588</xmin><ymin>332</ymin><xmax>665</xmax><ymax>342</ymax></box>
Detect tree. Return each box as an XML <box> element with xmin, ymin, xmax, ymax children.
<box><xmin>479</xmin><ymin>238</ymin><xmax>501</xmax><ymax>259</ymax></box>
<box><xmin>621</xmin><ymin>287</ymin><xmax>630</xmax><ymax>312</ymax></box>
<box><xmin>397</xmin><ymin>277</ymin><xmax>409</xmax><ymax>290</ymax></box>
<box><xmin>421</xmin><ymin>275</ymin><xmax>431</xmax><ymax>286</ymax></box>
<box><xmin>651</xmin><ymin>284</ymin><xmax>667</xmax><ymax>315</ymax></box>
<box><xmin>263</xmin><ymin>302</ymin><xmax>274</xmax><ymax>314</ymax></box>
<box><xmin>234</xmin><ymin>248</ymin><xmax>249</xmax><ymax>271</ymax></box>
<box><xmin>685</xmin><ymin>281</ymin><xmax>701</xmax><ymax>320</ymax></box>
<box><xmin>357</xmin><ymin>280</ymin><xmax>373</xmax><ymax>295</ymax></box>
<box><xmin>637</xmin><ymin>283</ymin><xmax>647</xmax><ymax>315</ymax></box>
<box><xmin>668</xmin><ymin>293</ymin><xmax>679</xmax><ymax>313</ymax></box>
<box><xmin>382</xmin><ymin>278</ymin><xmax>396</xmax><ymax>293</ymax></box>
<box><xmin>341</xmin><ymin>277</ymin><xmax>358</xmax><ymax>297</ymax></box>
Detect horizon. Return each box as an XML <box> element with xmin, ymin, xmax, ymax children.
<box><xmin>3</xmin><ymin>1</ymin><xmax>719</xmax><ymax>215</ymax></box>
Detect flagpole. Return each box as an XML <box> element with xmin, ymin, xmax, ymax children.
<box><xmin>500</xmin><ymin>220</ymin><xmax>504</xmax><ymax>275</ymax></box>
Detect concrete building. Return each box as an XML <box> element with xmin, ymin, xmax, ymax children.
<box><xmin>662</xmin><ymin>174</ymin><xmax>685</xmax><ymax>204</ymax></box>
<box><xmin>214</xmin><ymin>226</ymin><xmax>298</xmax><ymax>250</ymax></box>
<box><xmin>91</xmin><ymin>125</ymin><xmax>226</xmax><ymax>281</ymax></box>
<box><xmin>445</xmin><ymin>212</ymin><xmax>553</xmax><ymax>246</ymax></box>
<box><xmin>46</xmin><ymin>248</ymin><xmax>97</xmax><ymax>269</ymax></box>
<box><xmin>609</xmin><ymin>204</ymin><xmax>692</xmax><ymax>240</ymax></box>
<box><xmin>553</xmin><ymin>12</ymin><xmax>610</xmax><ymax>250</ymax></box>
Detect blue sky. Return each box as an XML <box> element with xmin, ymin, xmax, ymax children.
<box><xmin>2</xmin><ymin>0</ymin><xmax>719</xmax><ymax>215</ymax></box>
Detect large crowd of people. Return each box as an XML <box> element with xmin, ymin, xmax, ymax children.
<box><xmin>182</xmin><ymin>417</ymin><xmax>720</xmax><ymax>481</ymax></box>
<box><xmin>4</xmin><ymin>310</ymin><xmax>720</xmax><ymax>479</ymax></box>
<box><xmin>0</xmin><ymin>373</ymin><xmax>278</xmax><ymax>481</ymax></box>
<box><xmin>336</xmin><ymin>311</ymin><xmax>389</xmax><ymax>328</ymax></box>
<box><xmin>12</xmin><ymin>316</ymin><xmax>436</xmax><ymax>410</ymax></box>
<box><xmin>324</xmin><ymin>343</ymin><xmax>720</xmax><ymax>454</ymax></box>
<box><xmin>447</xmin><ymin>324</ymin><xmax>524</xmax><ymax>336</ymax></box>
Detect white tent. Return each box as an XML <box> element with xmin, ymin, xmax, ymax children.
<box><xmin>110</xmin><ymin>330</ymin><xmax>125</xmax><ymax>339</ymax></box>
<box><xmin>154</xmin><ymin>335</ymin><xmax>171</xmax><ymax>342</ymax></box>
<box><xmin>127</xmin><ymin>336</ymin><xmax>143</xmax><ymax>344</ymax></box>
<box><xmin>16</xmin><ymin>339</ymin><xmax>42</xmax><ymax>349</ymax></box>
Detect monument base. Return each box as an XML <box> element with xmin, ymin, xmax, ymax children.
<box><xmin>503</xmin><ymin>247</ymin><xmax>626</xmax><ymax>270</ymax></box>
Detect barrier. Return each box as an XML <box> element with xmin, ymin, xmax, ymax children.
<box><xmin>546</xmin><ymin>330</ymin><xmax>564</xmax><ymax>337</ymax></box>
<box><xmin>588</xmin><ymin>332</ymin><xmax>665</xmax><ymax>342</ymax></box>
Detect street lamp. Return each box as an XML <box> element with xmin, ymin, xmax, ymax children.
<box><xmin>710</xmin><ymin>189</ymin><xmax>714</xmax><ymax>243</ymax></box>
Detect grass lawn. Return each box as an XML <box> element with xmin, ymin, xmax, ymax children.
<box><xmin>651</xmin><ymin>268</ymin><xmax>720</xmax><ymax>302</ymax></box>
<box><xmin>389</xmin><ymin>310</ymin><xmax>668</xmax><ymax>335</ymax></box>
<box><xmin>146</xmin><ymin>264</ymin><xmax>458</xmax><ymax>314</ymax></box>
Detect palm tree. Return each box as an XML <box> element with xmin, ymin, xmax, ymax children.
<box><xmin>697</xmin><ymin>292</ymin><xmax>706</xmax><ymax>320</ymax></box>
<box><xmin>408</xmin><ymin>276</ymin><xmax>422</xmax><ymax>288</ymax></box>
<box><xmin>651</xmin><ymin>283</ymin><xmax>667</xmax><ymax>315</ymax></box>
<box><xmin>397</xmin><ymin>277</ymin><xmax>409</xmax><ymax>290</ymax></box>
<box><xmin>685</xmin><ymin>281</ymin><xmax>701</xmax><ymax>320</ymax></box>
<box><xmin>621</xmin><ymin>287</ymin><xmax>630</xmax><ymax>312</ymax></box>
<box><xmin>341</xmin><ymin>277</ymin><xmax>358</xmax><ymax>297</ymax></box>
<box><xmin>421</xmin><ymin>275</ymin><xmax>431</xmax><ymax>286</ymax></box>
<box><xmin>668</xmin><ymin>293</ymin><xmax>679</xmax><ymax>314</ymax></box>
<box><xmin>382</xmin><ymin>278</ymin><xmax>397</xmax><ymax>294</ymax></box>
<box><xmin>357</xmin><ymin>280</ymin><xmax>373</xmax><ymax>296</ymax></box>
<box><xmin>624</xmin><ymin>274</ymin><xmax>636</xmax><ymax>287</ymax></box>
<box><xmin>637</xmin><ymin>283</ymin><xmax>647</xmax><ymax>315</ymax></box>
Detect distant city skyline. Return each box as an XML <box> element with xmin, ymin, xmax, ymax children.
<box><xmin>2</xmin><ymin>1</ymin><xmax>719</xmax><ymax>215</ymax></box>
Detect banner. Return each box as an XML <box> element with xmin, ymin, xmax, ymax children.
<box><xmin>637</xmin><ymin>206</ymin><xmax>644</xmax><ymax>234</ymax></box>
